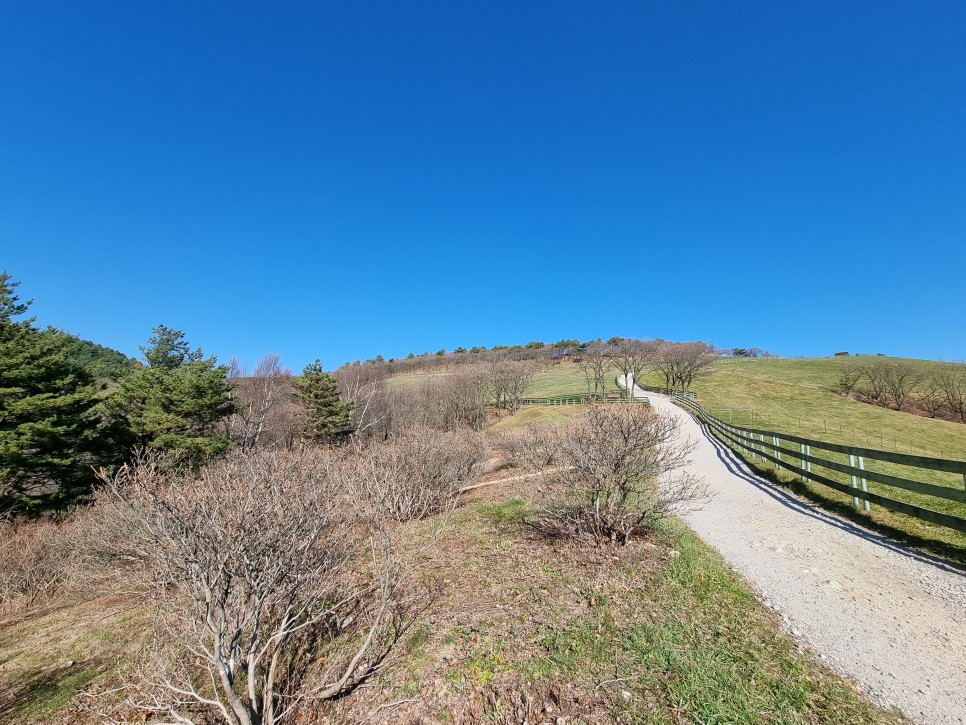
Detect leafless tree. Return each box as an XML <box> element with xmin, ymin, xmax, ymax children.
<box><xmin>855</xmin><ymin>361</ymin><xmax>889</xmax><ymax>406</ymax></box>
<box><xmin>531</xmin><ymin>405</ymin><xmax>706</xmax><ymax>545</ymax></box>
<box><xmin>575</xmin><ymin>345</ymin><xmax>613</xmax><ymax>398</ymax></box>
<box><xmin>839</xmin><ymin>364</ymin><xmax>862</xmax><ymax>395</ymax></box>
<box><xmin>881</xmin><ymin>362</ymin><xmax>921</xmax><ymax>411</ymax></box>
<box><xmin>917</xmin><ymin>376</ymin><xmax>947</xmax><ymax>418</ymax></box>
<box><xmin>612</xmin><ymin>339</ymin><xmax>660</xmax><ymax>394</ymax></box>
<box><xmin>435</xmin><ymin>366</ymin><xmax>491</xmax><ymax>430</ymax></box>
<box><xmin>335</xmin><ymin>361</ymin><xmax>391</xmax><ymax>438</ymax></box>
<box><xmin>224</xmin><ymin>354</ymin><xmax>296</xmax><ymax>450</ymax></box>
<box><xmin>485</xmin><ymin>360</ymin><xmax>541</xmax><ymax>410</ymax></box>
<box><xmin>654</xmin><ymin>341</ymin><xmax>717</xmax><ymax>393</ymax></box>
<box><xmin>936</xmin><ymin>363</ymin><xmax>966</xmax><ymax>422</ymax></box>
<box><xmin>96</xmin><ymin>450</ymin><xmax>412</xmax><ymax>725</ymax></box>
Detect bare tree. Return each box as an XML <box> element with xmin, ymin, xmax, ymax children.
<box><xmin>436</xmin><ymin>366</ymin><xmax>491</xmax><ymax>429</ymax></box>
<box><xmin>97</xmin><ymin>451</ymin><xmax>411</xmax><ymax>725</ymax></box>
<box><xmin>532</xmin><ymin>405</ymin><xmax>706</xmax><ymax>545</ymax></box>
<box><xmin>575</xmin><ymin>345</ymin><xmax>613</xmax><ymax>398</ymax></box>
<box><xmin>612</xmin><ymin>339</ymin><xmax>660</xmax><ymax>394</ymax></box>
<box><xmin>654</xmin><ymin>341</ymin><xmax>717</xmax><ymax>394</ymax></box>
<box><xmin>936</xmin><ymin>363</ymin><xmax>966</xmax><ymax>422</ymax></box>
<box><xmin>856</xmin><ymin>361</ymin><xmax>889</xmax><ymax>407</ymax></box>
<box><xmin>225</xmin><ymin>354</ymin><xmax>296</xmax><ymax>450</ymax></box>
<box><xmin>839</xmin><ymin>364</ymin><xmax>862</xmax><ymax>395</ymax></box>
<box><xmin>882</xmin><ymin>362</ymin><xmax>921</xmax><ymax>411</ymax></box>
<box><xmin>917</xmin><ymin>376</ymin><xmax>947</xmax><ymax>419</ymax></box>
<box><xmin>335</xmin><ymin>361</ymin><xmax>391</xmax><ymax>438</ymax></box>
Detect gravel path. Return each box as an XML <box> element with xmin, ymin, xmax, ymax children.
<box><xmin>623</xmin><ymin>377</ymin><xmax>966</xmax><ymax>724</ymax></box>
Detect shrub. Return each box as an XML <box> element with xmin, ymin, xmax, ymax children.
<box><xmin>532</xmin><ymin>405</ymin><xmax>706</xmax><ymax>545</ymax></box>
<box><xmin>95</xmin><ymin>448</ymin><xmax>414</xmax><ymax>725</ymax></box>
<box><xmin>353</xmin><ymin>425</ymin><xmax>485</xmax><ymax>523</ymax></box>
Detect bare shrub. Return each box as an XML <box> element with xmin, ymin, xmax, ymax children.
<box><xmin>496</xmin><ymin>424</ymin><xmax>564</xmax><ymax>471</ymax></box>
<box><xmin>0</xmin><ymin>516</ymin><xmax>74</xmax><ymax>609</ymax></box>
<box><xmin>532</xmin><ymin>405</ymin><xmax>705</xmax><ymax>546</ymax></box>
<box><xmin>0</xmin><ymin>498</ymin><xmax>150</xmax><ymax>611</ymax></box>
<box><xmin>352</xmin><ymin>426</ymin><xmax>486</xmax><ymax>523</ymax></box>
<box><xmin>96</xmin><ymin>449</ymin><xmax>413</xmax><ymax>725</ymax></box>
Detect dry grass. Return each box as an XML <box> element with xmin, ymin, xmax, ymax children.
<box><xmin>317</xmin><ymin>477</ymin><xmax>906</xmax><ymax>725</ymax></box>
<box><xmin>0</xmin><ymin>593</ymin><xmax>149</xmax><ymax>724</ymax></box>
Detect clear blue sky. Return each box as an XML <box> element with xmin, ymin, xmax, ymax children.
<box><xmin>2</xmin><ymin>1</ymin><xmax>964</xmax><ymax>370</ymax></box>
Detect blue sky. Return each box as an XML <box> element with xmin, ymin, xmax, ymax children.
<box><xmin>2</xmin><ymin>1</ymin><xmax>964</xmax><ymax>369</ymax></box>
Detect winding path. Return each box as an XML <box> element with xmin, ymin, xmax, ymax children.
<box><xmin>621</xmin><ymin>376</ymin><xmax>966</xmax><ymax>725</ymax></box>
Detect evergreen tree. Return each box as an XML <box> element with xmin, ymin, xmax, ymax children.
<box><xmin>104</xmin><ymin>326</ymin><xmax>234</xmax><ymax>459</ymax></box>
<box><xmin>293</xmin><ymin>360</ymin><xmax>353</xmax><ymax>444</ymax></box>
<box><xmin>0</xmin><ymin>273</ymin><xmax>104</xmax><ymax>510</ymax></box>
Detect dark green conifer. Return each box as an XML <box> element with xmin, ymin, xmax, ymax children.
<box><xmin>293</xmin><ymin>360</ymin><xmax>353</xmax><ymax>444</ymax></box>
<box><xmin>0</xmin><ymin>273</ymin><xmax>102</xmax><ymax>510</ymax></box>
<box><xmin>104</xmin><ymin>326</ymin><xmax>234</xmax><ymax>459</ymax></box>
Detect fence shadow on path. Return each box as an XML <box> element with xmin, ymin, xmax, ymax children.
<box><xmin>689</xmin><ymin>414</ymin><xmax>966</xmax><ymax>578</ymax></box>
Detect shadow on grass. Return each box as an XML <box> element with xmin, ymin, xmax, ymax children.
<box><xmin>692</xmin><ymin>417</ymin><xmax>966</xmax><ymax>573</ymax></box>
<box><xmin>0</xmin><ymin>660</ymin><xmax>100</xmax><ymax>724</ymax></box>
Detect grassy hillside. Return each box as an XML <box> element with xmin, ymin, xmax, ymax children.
<box><xmin>530</xmin><ymin>358</ymin><xmax>966</xmax><ymax>559</ymax></box>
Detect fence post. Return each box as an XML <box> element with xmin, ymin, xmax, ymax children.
<box><xmin>773</xmin><ymin>436</ymin><xmax>781</xmax><ymax>471</ymax></box>
<box><xmin>849</xmin><ymin>453</ymin><xmax>860</xmax><ymax>508</ymax></box>
<box><xmin>858</xmin><ymin>456</ymin><xmax>870</xmax><ymax>511</ymax></box>
<box><xmin>800</xmin><ymin>443</ymin><xmax>806</xmax><ymax>481</ymax></box>
<box><xmin>805</xmin><ymin>445</ymin><xmax>812</xmax><ymax>479</ymax></box>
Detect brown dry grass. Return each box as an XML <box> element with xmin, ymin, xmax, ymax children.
<box><xmin>0</xmin><ymin>593</ymin><xmax>149</xmax><ymax>724</ymax></box>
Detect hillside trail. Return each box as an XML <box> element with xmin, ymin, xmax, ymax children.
<box><xmin>620</xmin><ymin>376</ymin><xmax>966</xmax><ymax>725</ymax></box>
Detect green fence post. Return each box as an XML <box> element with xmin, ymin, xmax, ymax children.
<box><xmin>858</xmin><ymin>456</ymin><xmax>870</xmax><ymax>511</ymax></box>
<box><xmin>849</xmin><ymin>453</ymin><xmax>860</xmax><ymax>508</ymax></box>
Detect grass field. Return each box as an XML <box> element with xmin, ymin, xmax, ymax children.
<box><xmin>343</xmin><ymin>488</ymin><xmax>907</xmax><ymax>724</ymax></box>
<box><xmin>528</xmin><ymin>358</ymin><xmax>966</xmax><ymax>560</ymax></box>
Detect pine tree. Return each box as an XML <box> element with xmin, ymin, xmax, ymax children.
<box><xmin>104</xmin><ymin>326</ymin><xmax>234</xmax><ymax>459</ymax></box>
<box><xmin>293</xmin><ymin>360</ymin><xmax>354</xmax><ymax>444</ymax></box>
<box><xmin>0</xmin><ymin>273</ymin><xmax>103</xmax><ymax>510</ymax></box>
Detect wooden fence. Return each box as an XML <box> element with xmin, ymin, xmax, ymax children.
<box><xmin>519</xmin><ymin>393</ymin><xmax>650</xmax><ymax>407</ymax></box>
<box><xmin>673</xmin><ymin>394</ymin><xmax>966</xmax><ymax>533</ymax></box>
